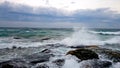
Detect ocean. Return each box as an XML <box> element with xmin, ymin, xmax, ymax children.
<box><xmin>0</xmin><ymin>27</ymin><xmax>120</xmax><ymax>49</ymax></box>
<box><xmin>0</xmin><ymin>27</ymin><xmax>120</xmax><ymax>68</ymax></box>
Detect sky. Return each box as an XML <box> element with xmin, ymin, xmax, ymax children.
<box><xmin>0</xmin><ymin>0</ymin><xmax>120</xmax><ymax>28</ymax></box>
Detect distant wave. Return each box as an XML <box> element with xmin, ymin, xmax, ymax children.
<box><xmin>90</xmin><ymin>31</ymin><xmax>120</xmax><ymax>35</ymax></box>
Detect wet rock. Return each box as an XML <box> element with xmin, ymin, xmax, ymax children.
<box><xmin>41</xmin><ymin>37</ymin><xmax>51</xmax><ymax>41</ymax></box>
<box><xmin>80</xmin><ymin>60</ymin><xmax>112</xmax><ymax>68</ymax></box>
<box><xmin>24</xmin><ymin>53</ymin><xmax>53</xmax><ymax>64</ymax></box>
<box><xmin>13</xmin><ymin>36</ymin><xmax>21</xmax><ymax>39</ymax></box>
<box><xmin>12</xmin><ymin>46</ymin><xmax>17</xmax><ymax>49</ymax></box>
<box><xmin>67</xmin><ymin>48</ymin><xmax>99</xmax><ymax>60</ymax></box>
<box><xmin>70</xmin><ymin>45</ymin><xmax>120</xmax><ymax>62</ymax></box>
<box><xmin>46</xmin><ymin>43</ymin><xmax>66</xmax><ymax>48</ymax></box>
<box><xmin>70</xmin><ymin>45</ymin><xmax>99</xmax><ymax>49</ymax></box>
<box><xmin>35</xmin><ymin>63</ymin><xmax>49</xmax><ymax>68</ymax></box>
<box><xmin>87</xmin><ymin>47</ymin><xmax>120</xmax><ymax>62</ymax></box>
<box><xmin>95</xmin><ymin>60</ymin><xmax>112</xmax><ymax>68</ymax></box>
<box><xmin>52</xmin><ymin>59</ymin><xmax>65</xmax><ymax>66</ymax></box>
<box><xmin>0</xmin><ymin>58</ymin><xmax>30</xmax><ymax>68</ymax></box>
<box><xmin>100</xmin><ymin>49</ymin><xmax>120</xmax><ymax>62</ymax></box>
<box><xmin>41</xmin><ymin>49</ymin><xmax>51</xmax><ymax>53</ymax></box>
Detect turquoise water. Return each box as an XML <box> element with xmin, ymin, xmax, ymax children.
<box><xmin>0</xmin><ymin>28</ymin><xmax>120</xmax><ymax>38</ymax></box>
<box><xmin>0</xmin><ymin>27</ymin><xmax>120</xmax><ymax>49</ymax></box>
<box><xmin>0</xmin><ymin>28</ymin><xmax>72</xmax><ymax>38</ymax></box>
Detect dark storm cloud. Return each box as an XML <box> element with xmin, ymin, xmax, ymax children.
<box><xmin>0</xmin><ymin>2</ymin><xmax>120</xmax><ymax>28</ymax></box>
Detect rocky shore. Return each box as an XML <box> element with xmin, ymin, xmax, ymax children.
<box><xmin>0</xmin><ymin>43</ymin><xmax>120</xmax><ymax>68</ymax></box>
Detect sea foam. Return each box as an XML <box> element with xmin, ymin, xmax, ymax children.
<box><xmin>61</xmin><ymin>27</ymin><xmax>120</xmax><ymax>46</ymax></box>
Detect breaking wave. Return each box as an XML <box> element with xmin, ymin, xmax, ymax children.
<box><xmin>90</xmin><ymin>31</ymin><xmax>120</xmax><ymax>35</ymax></box>
<box><xmin>61</xmin><ymin>27</ymin><xmax>120</xmax><ymax>46</ymax></box>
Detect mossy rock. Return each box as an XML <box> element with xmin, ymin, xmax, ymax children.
<box><xmin>67</xmin><ymin>48</ymin><xmax>99</xmax><ymax>61</ymax></box>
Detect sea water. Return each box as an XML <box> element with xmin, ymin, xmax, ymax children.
<box><xmin>0</xmin><ymin>27</ymin><xmax>120</xmax><ymax>68</ymax></box>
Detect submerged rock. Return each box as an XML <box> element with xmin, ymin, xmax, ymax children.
<box><xmin>95</xmin><ymin>60</ymin><xmax>112</xmax><ymax>68</ymax></box>
<box><xmin>24</xmin><ymin>53</ymin><xmax>53</xmax><ymax>64</ymax></box>
<box><xmin>13</xmin><ymin>36</ymin><xmax>21</xmax><ymax>39</ymax></box>
<box><xmin>70</xmin><ymin>45</ymin><xmax>99</xmax><ymax>49</ymax></box>
<box><xmin>35</xmin><ymin>63</ymin><xmax>49</xmax><ymax>68</ymax></box>
<box><xmin>67</xmin><ymin>48</ymin><xmax>99</xmax><ymax>60</ymax></box>
<box><xmin>41</xmin><ymin>37</ymin><xmax>51</xmax><ymax>41</ymax></box>
<box><xmin>41</xmin><ymin>49</ymin><xmax>51</xmax><ymax>53</ymax></box>
<box><xmin>52</xmin><ymin>59</ymin><xmax>65</xmax><ymax>66</ymax></box>
<box><xmin>80</xmin><ymin>59</ymin><xmax>112</xmax><ymax>68</ymax></box>
<box><xmin>0</xmin><ymin>58</ymin><xmax>30</xmax><ymax>68</ymax></box>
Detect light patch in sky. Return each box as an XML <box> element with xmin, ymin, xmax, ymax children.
<box><xmin>0</xmin><ymin>0</ymin><xmax>120</xmax><ymax>12</ymax></box>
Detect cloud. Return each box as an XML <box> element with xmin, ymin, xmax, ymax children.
<box><xmin>0</xmin><ymin>2</ymin><xmax>120</xmax><ymax>28</ymax></box>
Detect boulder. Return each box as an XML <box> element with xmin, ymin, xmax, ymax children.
<box><xmin>86</xmin><ymin>47</ymin><xmax>120</xmax><ymax>62</ymax></box>
<box><xmin>24</xmin><ymin>53</ymin><xmax>53</xmax><ymax>64</ymax></box>
<box><xmin>70</xmin><ymin>45</ymin><xmax>120</xmax><ymax>62</ymax></box>
<box><xmin>41</xmin><ymin>49</ymin><xmax>51</xmax><ymax>53</ymax></box>
<box><xmin>67</xmin><ymin>48</ymin><xmax>99</xmax><ymax>60</ymax></box>
<box><xmin>13</xmin><ymin>36</ymin><xmax>21</xmax><ymax>39</ymax></box>
<box><xmin>80</xmin><ymin>59</ymin><xmax>112</xmax><ymax>68</ymax></box>
<box><xmin>52</xmin><ymin>59</ymin><xmax>65</xmax><ymax>66</ymax></box>
<box><xmin>41</xmin><ymin>37</ymin><xmax>51</xmax><ymax>41</ymax></box>
<box><xmin>0</xmin><ymin>58</ymin><xmax>30</xmax><ymax>68</ymax></box>
<box><xmin>35</xmin><ymin>63</ymin><xmax>49</xmax><ymax>68</ymax></box>
<box><xmin>95</xmin><ymin>60</ymin><xmax>112</xmax><ymax>68</ymax></box>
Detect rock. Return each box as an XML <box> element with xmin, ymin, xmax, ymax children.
<box><xmin>96</xmin><ymin>60</ymin><xmax>112</xmax><ymax>68</ymax></box>
<box><xmin>12</xmin><ymin>46</ymin><xmax>17</xmax><ymax>49</ymax></box>
<box><xmin>52</xmin><ymin>59</ymin><xmax>65</xmax><ymax>66</ymax></box>
<box><xmin>70</xmin><ymin>45</ymin><xmax>99</xmax><ymax>49</ymax></box>
<box><xmin>0</xmin><ymin>58</ymin><xmax>30</xmax><ymax>68</ymax></box>
<box><xmin>13</xmin><ymin>36</ymin><xmax>21</xmax><ymax>39</ymax></box>
<box><xmin>67</xmin><ymin>48</ymin><xmax>99</xmax><ymax>60</ymax></box>
<box><xmin>87</xmin><ymin>47</ymin><xmax>120</xmax><ymax>62</ymax></box>
<box><xmin>80</xmin><ymin>59</ymin><xmax>112</xmax><ymax>68</ymax></box>
<box><xmin>92</xmin><ymin>60</ymin><xmax>112</xmax><ymax>68</ymax></box>
<box><xmin>35</xmin><ymin>63</ymin><xmax>49</xmax><ymax>68</ymax></box>
<box><xmin>41</xmin><ymin>49</ymin><xmax>51</xmax><ymax>53</ymax></box>
<box><xmin>24</xmin><ymin>53</ymin><xmax>53</xmax><ymax>64</ymax></box>
<box><xmin>46</xmin><ymin>43</ymin><xmax>66</xmax><ymax>48</ymax></box>
<box><xmin>41</xmin><ymin>37</ymin><xmax>51</xmax><ymax>41</ymax></box>
<box><xmin>70</xmin><ymin>45</ymin><xmax>120</xmax><ymax>62</ymax></box>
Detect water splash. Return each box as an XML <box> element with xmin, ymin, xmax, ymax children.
<box><xmin>62</xmin><ymin>55</ymin><xmax>80</xmax><ymax>68</ymax></box>
<box><xmin>61</xmin><ymin>27</ymin><xmax>102</xmax><ymax>46</ymax></box>
<box><xmin>61</xmin><ymin>27</ymin><xmax>120</xmax><ymax>46</ymax></box>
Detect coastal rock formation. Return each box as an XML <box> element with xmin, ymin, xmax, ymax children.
<box><xmin>70</xmin><ymin>45</ymin><xmax>120</xmax><ymax>62</ymax></box>
<box><xmin>66</xmin><ymin>48</ymin><xmax>99</xmax><ymax>60</ymax></box>
<box><xmin>0</xmin><ymin>58</ymin><xmax>30</xmax><ymax>68</ymax></box>
<box><xmin>90</xmin><ymin>48</ymin><xmax>120</xmax><ymax>62</ymax></box>
<box><xmin>0</xmin><ymin>52</ymin><xmax>53</xmax><ymax>68</ymax></box>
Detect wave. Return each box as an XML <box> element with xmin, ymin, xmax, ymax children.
<box><xmin>0</xmin><ymin>37</ymin><xmax>59</xmax><ymax>49</ymax></box>
<box><xmin>61</xmin><ymin>27</ymin><xmax>120</xmax><ymax>46</ymax></box>
<box><xmin>90</xmin><ymin>31</ymin><xmax>120</xmax><ymax>35</ymax></box>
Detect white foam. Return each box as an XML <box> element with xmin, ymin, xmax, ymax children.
<box><xmin>61</xmin><ymin>27</ymin><xmax>120</xmax><ymax>46</ymax></box>
<box><xmin>61</xmin><ymin>27</ymin><xmax>103</xmax><ymax>46</ymax></box>
<box><xmin>90</xmin><ymin>31</ymin><xmax>120</xmax><ymax>35</ymax></box>
<box><xmin>0</xmin><ymin>37</ymin><xmax>50</xmax><ymax>48</ymax></box>
<box><xmin>62</xmin><ymin>55</ymin><xmax>80</xmax><ymax>68</ymax></box>
<box><xmin>112</xmin><ymin>62</ymin><xmax>120</xmax><ymax>68</ymax></box>
<box><xmin>104</xmin><ymin>36</ymin><xmax>120</xmax><ymax>44</ymax></box>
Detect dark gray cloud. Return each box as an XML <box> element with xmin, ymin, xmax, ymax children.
<box><xmin>0</xmin><ymin>2</ymin><xmax>120</xmax><ymax>28</ymax></box>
